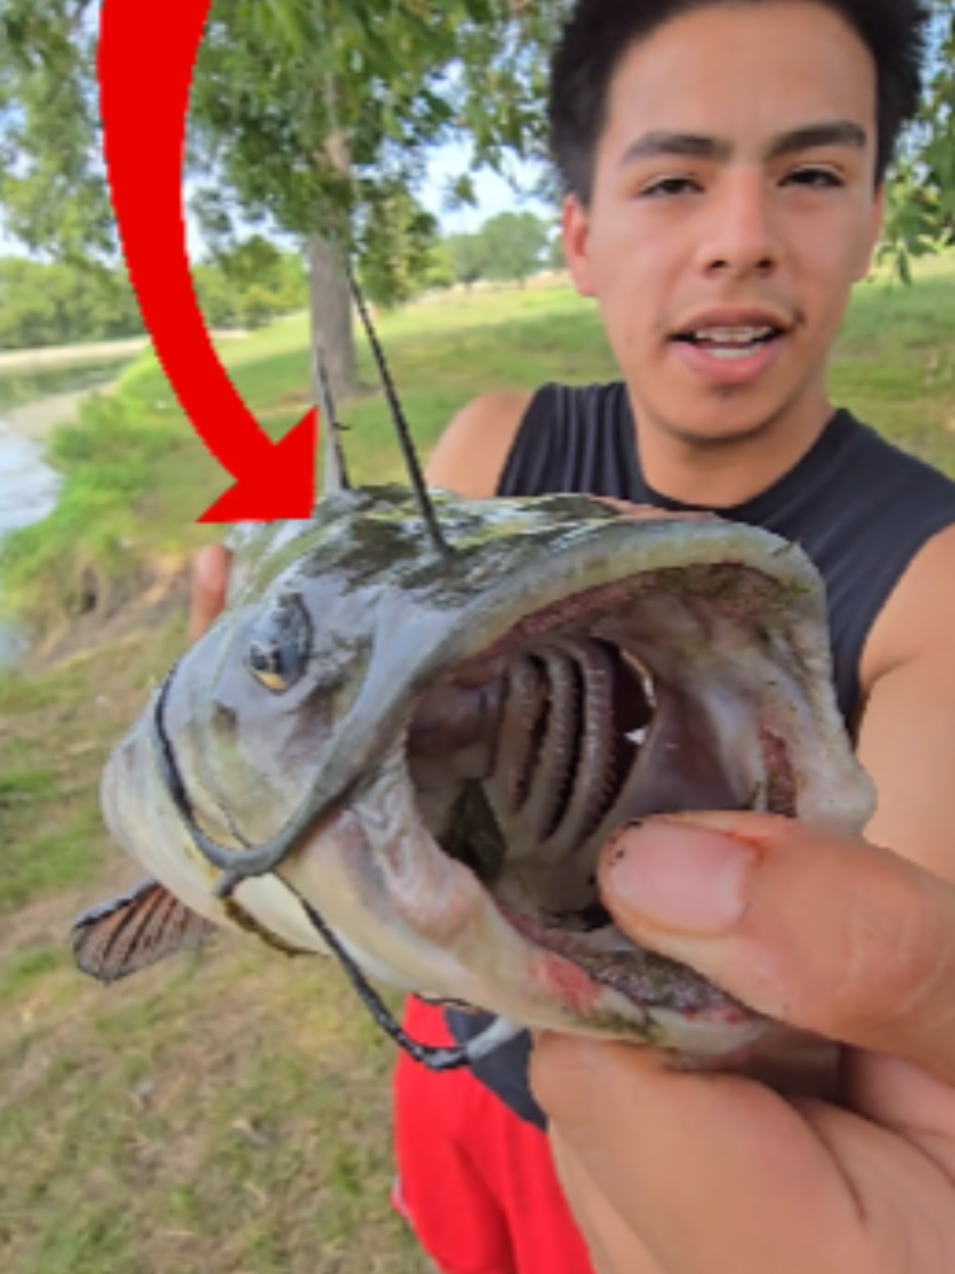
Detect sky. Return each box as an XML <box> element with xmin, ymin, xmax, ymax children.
<box><xmin>418</xmin><ymin>140</ymin><xmax>553</xmax><ymax>233</ymax></box>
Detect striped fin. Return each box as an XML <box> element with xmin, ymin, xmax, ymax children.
<box><xmin>71</xmin><ymin>878</ymin><xmax>216</xmax><ymax>984</ymax></box>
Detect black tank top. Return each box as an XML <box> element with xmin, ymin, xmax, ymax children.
<box><xmin>446</xmin><ymin>380</ymin><xmax>955</xmax><ymax>1127</ymax></box>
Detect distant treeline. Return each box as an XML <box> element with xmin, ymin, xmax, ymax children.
<box><xmin>0</xmin><ymin>212</ymin><xmax>561</xmax><ymax>350</ymax></box>
<box><xmin>421</xmin><ymin>212</ymin><xmax>561</xmax><ymax>295</ymax></box>
<box><xmin>0</xmin><ymin>237</ymin><xmax>310</xmax><ymax>351</ymax></box>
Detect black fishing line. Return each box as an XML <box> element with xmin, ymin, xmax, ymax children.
<box><xmin>311</xmin><ymin>334</ymin><xmax>352</xmax><ymax>494</ymax></box>
<box><xmin>296</xmin><ymin>894</ymin><xmax>475</xmax><ymax>1071</ymax></box>
<box><xmin>347</xmin><ymin>264</ymin><xmax>453</xmax><ymax>559</ymax></box>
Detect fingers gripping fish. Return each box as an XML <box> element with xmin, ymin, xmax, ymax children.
<box><xmin>72</xmin><ymin>277</ymin><xmax>875</xmax><ymax>1069</ymax></box>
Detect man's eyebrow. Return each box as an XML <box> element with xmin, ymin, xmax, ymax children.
<box><xmin>618</xmin><ymin>121</ymin><xmax>868</xmax><ymax>168</ymax></box>
<box><xmin>766</xmin><ymin>121</ymin><xmax>868</xmax><ymax>159</ymax></box>
<box><xmin>618</xmin><ymin>132</ymin><xmax>730</xmax><ymax>167</ymax></box>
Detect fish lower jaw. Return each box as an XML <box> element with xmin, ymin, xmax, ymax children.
<box><xmin>489</xmin><ymin>896</ymin><xmax>766</xmax><ymax>1055</ymax></box>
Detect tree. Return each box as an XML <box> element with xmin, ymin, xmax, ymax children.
<box><xmin>477</xmin><ymin>211</ymin><xmax>549</xmax><ymax>285</ymax></box>
<box><xmin>421</xmin><ymin>239</ymin><xmax>456</xmax><ymax>292</ymax></box>
<box><xmin>879</xmin><ymin>2</ymin><xmax>955</xmax><ymax>275</ymax></box>
<box><xmin>447</xmin><ymin>232</ymin><xmax>488</xmax><ymax>289</ymax></box>
<box><xmin>353</xmin><ymin>187</ymin><xmax>440</xmax><ymax>309</ymax></box>
<box><xmin>0</xmin><ymin>0</ymin><xmax>567</xmax><ymax>397</ymax></box>
<box><xmin>0</xmin><ymin>257</ymin><xmax>146</xmax><ymax>348</ymax></box>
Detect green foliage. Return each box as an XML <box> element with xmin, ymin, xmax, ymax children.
<box><xmin>0</xmin><ymin>0</ymin><xmax>567</xmax><ymax>300</ymax></box>
<box><xmin>877</xmin><ymin>2</ymin><xmax>955</xmax><ymax>275</ymax></box>
<box><xmin>205</xmin><ymin>237</ymin><xmax>309</xmax><ymax>328</ymax></box>
<box><xmin>353</xmin><ymin>187</ymin><xmax>440</xmax><ymax>309</ymax></box>
<box><xmin>3</xmin><ymin>0</ymin><xmax>952</xmax><ymax>325</ymax></box>
<box><xmin>0</xmin><ymin>243</ymin><xmax>307</xmax><ymax>347</ymax></box>
<box><xmin>478</xmin><ymin>212</ymin><xmax>550</xmax><ymax>283</ymax></box>
<box><xmin>0</xmin><ymin>357</ymin><xmax>137</xmax><ymax>416</ymax></box>
<box><xmin>444</xmin><ymin>212</ymin><xmax>552</xmax><ymax>286</ymax></box>
<box><xmin>0</xmin><ymin>259</ymin><xmax>145</xmax><ymax>349</ymax></box>
<box><xmin>421</xmin><ymin>239</ymin><xmax>456</xmax><ymax>291</ymax></box>
<box><xmin>183</xmin><ymin>0</ymin><xmax>566</xmax><ymax>305</ymax></box>
<box><xmin>0</xmin><ymin>1</ymin><xmax>115</xmax><ymax>260</ymax></box>
<box><xmin>447</xmin><ymin>231</ymin><xmax>488</xmax><ymax>287</ymax></box>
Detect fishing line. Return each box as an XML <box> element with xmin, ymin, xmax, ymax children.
<box><xmin>312</xmin><ymin>337</ymin><xmax>352</xmax><ymax>496</ymax></box>
<box><xmin>346</xmin><ymin>263</ymin><xmax>454</xmax><ymax>559</ymax></box>
<box><xmin>294</xmin><ymin>890</ymin><xmax>520</xmax><ymax>1071</ymax></box>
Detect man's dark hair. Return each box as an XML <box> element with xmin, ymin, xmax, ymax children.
<box><xmin>548</xmin><ymin>0</ymin><xmax>929</xmax><ymax>201</ymax></box>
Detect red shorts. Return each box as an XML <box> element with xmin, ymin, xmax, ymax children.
<box><xmin>392</xmin><ymin>997</ymin><xmax>595</xmax><ymax>1274</ymax></box>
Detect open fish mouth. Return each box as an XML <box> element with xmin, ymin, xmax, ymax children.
<box><xmin>83</xmin><ymin>490</ymin><xmax>875</xmax><ymax>1064</ymax></box>
<box><xmin>340</xmin><ymin>556</ymin><xmax>834</xmax><ymax>1055</ymax></box>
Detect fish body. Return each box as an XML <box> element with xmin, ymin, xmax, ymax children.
<box><xmin>78</xmin><ymin>485</ymin><xmax>875</xmax><ymax>1061</ymax></box>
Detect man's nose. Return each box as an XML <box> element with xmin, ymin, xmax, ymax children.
<box><xmin>694</xmin><ymin>170</ymin><xmax>781</xmax><ymax>279</ymax></box>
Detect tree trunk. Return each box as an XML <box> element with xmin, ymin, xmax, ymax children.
<box><xmin>308</xmin><ymin>80</ymin><xmax>358</xmax><ymax>405</ymax></box>
<box><xmin>307</xmin><ymin>233</ymin><xmax>357</xmax><ymax>402</ymax></box>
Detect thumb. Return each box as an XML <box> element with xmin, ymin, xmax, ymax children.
<box><xmin>599</xmin><ymin>813</ymin><xmax>955</xmax><ymax>1084</ymax></box>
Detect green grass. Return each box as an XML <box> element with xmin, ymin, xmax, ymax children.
<box><xmin>0</xmin><ymin>264</ymin><xmax>954</xmax><ymax>1273</ymax></box>
<box><xmin>0</xmin><ymin>281</ymin><xmax>618</xmax><ymax>632</ymax></box>
<box><xmin>9</xmin><ymin>260</ymin><xmax>953</xmax><ymax>637</ymax></box>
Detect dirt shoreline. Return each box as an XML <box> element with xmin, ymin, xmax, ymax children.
<box><xmin>0</xmin><ymin>329</ymin><xmax>247</xmax><ymax>377</ymax></box>
<box><xmin>0</xmin><ymin>336</ymin><xmax>150</xmax><ymax>375</ymax></box>
<box><xmin>3</xmin><ymin>387</ymin><xmax>102</xmax><ymax>441</ymax></box>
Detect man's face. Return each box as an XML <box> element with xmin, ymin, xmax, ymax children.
<box><xmin>563</xmin><ymin>0</ymin><xmax>884</xmax><ymax>446</ymax></box>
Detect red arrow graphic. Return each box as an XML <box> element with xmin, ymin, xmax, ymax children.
<box><xmin>98</xmin><ymin>0</ymin><xmax>317</xmax><ymax>523</ymax></box>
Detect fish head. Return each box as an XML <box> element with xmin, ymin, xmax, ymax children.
<box><xmin>98</xmin><ymin>485</ymin><xmax>875</xmax><ymax>1059</ymax></box>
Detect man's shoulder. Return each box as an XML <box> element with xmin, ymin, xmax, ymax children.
<box><xmin>425</xmin><ymin>381</ymin><xmax>631</xmax><ymax>499</ymax></box>
<box><xmin>864</xmin><ymin>518</ymin><xmax>955</xmax><ymax>682</ymax></box>
<box><xmin>424</xmin><ymin>389</ymin><xmax>537</xmax><ymax>498</ymax></box>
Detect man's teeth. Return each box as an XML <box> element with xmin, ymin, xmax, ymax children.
<box><xmin>705</xmin><ymin>346</ymin><xmax>766</xmax><ymax>362</ymax></box>
<box><xmin>692</xmin><ymin>325</ymin><xmax>776</xmax><ymax>343</ymax></box>
<box><xmin>680</xmin><ymin>325</ymin><xmax>780</xmax><ymax>362</ymax></box>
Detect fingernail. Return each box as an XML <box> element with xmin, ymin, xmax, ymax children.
<box><xmin>603</xmin><ymin>820</ymin><xmax>757</xmax><ymax>935</ymax></box>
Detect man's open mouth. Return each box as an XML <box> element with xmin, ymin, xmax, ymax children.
<box><xmin>672</xmin><ymin>323</ymin><xmax>787</xmax><ymax>362</ymax></box>
<box><xmin>405</xmin><ymin>562</ymin><xmax>802</xmax><ymax>1024</ymax></box>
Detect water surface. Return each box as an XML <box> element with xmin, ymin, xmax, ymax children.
<box><xmin>0</xmin><ymin>417</ymin><xmax>62</xmax><ymax>663</ymax></box>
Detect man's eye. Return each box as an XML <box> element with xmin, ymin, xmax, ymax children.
<box><xmin>784</xmin><ymin>167</ymin><xmax>843</xmax><ymax>189</ymax></box>
<box><xmin>639</xmin><ymin>177</ymin><xmax>700</xmax><ymax>199</ymax></box>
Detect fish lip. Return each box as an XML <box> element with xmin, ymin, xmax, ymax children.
<box><xmin>670</xmin><ymin>306</ymin><xmax>793</xmax><ymax>339</ymax></box>
<box><xmin>492</xmin><ymin>895</ymin><xmax>760</xmax><ymax>1024</ymax></box>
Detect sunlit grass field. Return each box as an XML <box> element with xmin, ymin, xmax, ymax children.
<box><xmin>1</xmin><ymin>260</ymin><xmax>954</xmax><ymax>1273</ymax></box>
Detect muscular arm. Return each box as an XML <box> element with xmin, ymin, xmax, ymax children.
<box><xmin>425</xmin><ymin>390</ymin><xmax>532</xmax><ymax>495</ymax></box>
<box><xmin>857</xmin><ymin>523</ymin><xmax>955</xmax><ymax>880</ymax></box>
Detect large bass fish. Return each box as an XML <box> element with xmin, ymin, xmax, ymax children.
<box><xmin>72</xmin><ymin>288</ymin><xmax>874</xmax><ymax>1068</ymax></box>
<box><xmin>73</xmin><ymin>480</ymin><xmax>875</xmax><ymax>1065</ymax></box>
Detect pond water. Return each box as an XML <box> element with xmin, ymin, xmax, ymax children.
<box><xmin>0</xmin><ymin>417</ymin><xmax>62</xmax><ymax>663</ymax></box>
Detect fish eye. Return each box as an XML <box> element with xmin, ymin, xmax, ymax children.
<box><xmin>246</xmin><ymin>597</ymin><xmax>311</xmax><ymax>693</ymax></box>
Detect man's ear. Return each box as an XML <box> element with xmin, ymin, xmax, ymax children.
<box><xmin>563</xmin><ymin>194</ymin><xmax>597</xmax><ymax>298</ymax></box>
<box><xmin>857</xmin><ymin>184</ymin><xmax>886</xmax><ymax>282</ymax></box>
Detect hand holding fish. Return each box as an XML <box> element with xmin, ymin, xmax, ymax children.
<box><xmin>188</xmin><ymin>541</ymin><xmax>232</xmax><ymax>642</ymax></box>
<box><xmin>531</xmin><ymin>812</ymin><xmax>955</xmax><ymax>1274</ymax></box>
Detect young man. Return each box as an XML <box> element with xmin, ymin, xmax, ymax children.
<box><xmin>191</xmin><ymin>1</ymin><xmax>955</xmax><ymax>1270</ymax></box>
<box><xmin>389</xmin><ymin>2</ymin><xmax>955</xmax><ymax>1272</ymax></box>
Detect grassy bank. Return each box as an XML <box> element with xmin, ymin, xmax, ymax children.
<box><xmin>0</xmin><ymin>262</ymin><xmax>954</xmax><ymax>1273</ymax></box>
<box><xmin>5</xmin><ymin>263</ymin><xmax>955</xmax><ymax>637</ymax></box>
